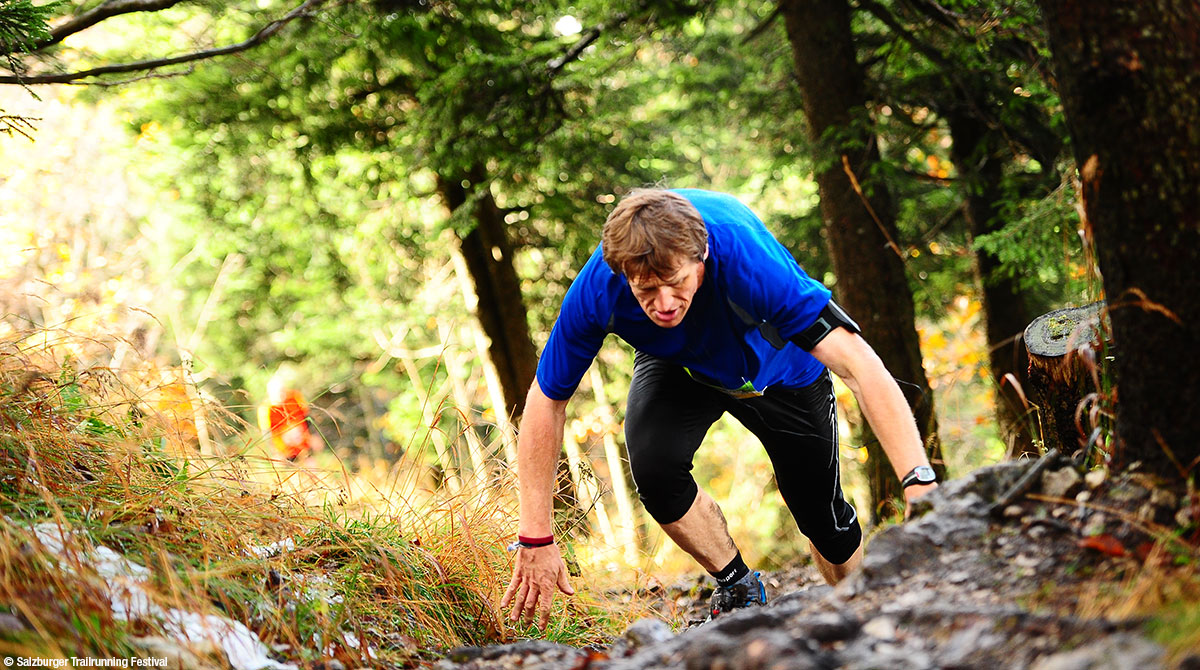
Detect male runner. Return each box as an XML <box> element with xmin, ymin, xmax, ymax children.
<box><xmin>500</xmin><ymin>188</ymin><xmax>938</xmax><ymax>629</ymax></box>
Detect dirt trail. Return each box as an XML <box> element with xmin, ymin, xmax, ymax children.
<box><xmin>437</xmin><ymin>458</ymin><xmax>1196</xmax><ymax>670</ymax></box>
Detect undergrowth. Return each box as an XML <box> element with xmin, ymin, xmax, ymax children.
<box><xmin>0</xmin><ymin>331</ymin><xmax>641</xmax><ymax>667</ymax></box>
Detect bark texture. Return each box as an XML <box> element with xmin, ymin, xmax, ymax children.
<box><xmin>780</xmin><ymin>0</ymin><xmax>942</xmax><ymax>518</ymax></box>
<box><xmin>1037</xmin><ymin>0</ymin><xmax>1200</xmax><ymax>480</ymax></box>
<box><xmin>439</xmin><ymin>172</ymin><xmax>539</xmax><ymax>418</ymax></box>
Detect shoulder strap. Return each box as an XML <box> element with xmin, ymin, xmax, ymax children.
<box><xmin>726</xmin><ymin>297</ymin><xmax>786</xmax><ymax>350</ymax></box>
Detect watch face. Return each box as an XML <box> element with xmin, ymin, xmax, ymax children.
<box><xmin>914</xmin><ymin>466</ymin><xmax>936</xmax><ymax>482</ymax></box>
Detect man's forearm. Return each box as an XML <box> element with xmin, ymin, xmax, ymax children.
<box><xmin>848</xmin><ymin>362</ymin><xmax>930</xmax><ymax>479</ymax></box>
<box><xmin>517</xmin><ymin>381</ymin><xmax>569</xmax><ymax>536</ymax></box>
<box><xmin>812</xmin><ymin>330</ymin><xmax>931</xmax><ymax>479</ymax></box>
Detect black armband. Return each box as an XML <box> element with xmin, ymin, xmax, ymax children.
<box><xmin>790</xmin><ymin>300</ymin><xmax>861</xmax><ymax>351</ymax></box>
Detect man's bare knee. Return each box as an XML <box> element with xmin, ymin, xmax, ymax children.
<box><xmin>809</xmin><ymin>540</ymin><xmax>863</xmax><ymax>585</ymax></box>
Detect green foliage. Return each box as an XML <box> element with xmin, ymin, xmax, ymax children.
<box><xmin>971</xmin><ymin>175</ymin><xmax>1089</xmax><ymax>302</ymax></box>
<box><xmin>0</xmin><ymin>0</ymin><xmax>61</xmax><ymax>57</ymax></box>
<box><xmin>0</xmin><ymin>0</ymin><xmax>64</xmax><ymax>137</ymax></box>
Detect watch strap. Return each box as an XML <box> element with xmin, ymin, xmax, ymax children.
<box><xmin>901</xmin><ymin>466</ymin><xmax>936</xmax><ymax>488</ymax></box>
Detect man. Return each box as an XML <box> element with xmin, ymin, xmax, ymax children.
<box><xmin>500</xmin><ymin>189</ymin><xmax>938</xmax><ymax>629</ymax></box>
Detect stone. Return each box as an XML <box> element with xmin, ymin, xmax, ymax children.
<box><xmin>129</xmin><ymin>636</ymin><xmax>208</xmax><ymax>670</ymax></box>
<box><xmin>1150</xmin><ymin>488</ymin><xmax>1178</xmax><ymax>509</ymax></box>
<box><xmin>1041</xmin><ymin>467</ymin><xmax>1083</xmax><ymax>499</ymax></box>
<box><xmin>1029</xmin><ymin>633</ymin><xmax>1165</xmax><ymax>670</ymax></box>
<box><xmin>1084</xmin><ymin>469</ymin><xmax>1107</xmax><ymax>489</ymax></box>
<box><xmin>611</xmin><ymin>618</ymin><xmax>675</xmax><ymax>657</ymax></box>
<box><xmin>789</xmin><ymin>611</ymin><xmax>861</xmax><ymax>643</ymax></box>
<box><xmin>861</xmin><ymin>616</ymin><xmax>898</xmax><ymax>641</ymax></box>
<box><xmin>1108</xmin><ymin>478</ymin><xmax>1151</xmax><ymax>504</ymax></box>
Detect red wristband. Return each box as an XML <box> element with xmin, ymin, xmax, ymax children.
<box><xmin>517</xmin><ymin>534</ymin><xmax>554</xmax><ymax>548</ymax></box>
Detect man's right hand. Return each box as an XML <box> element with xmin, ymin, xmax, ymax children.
<box><xmin>499</xmin><ymin>544</ymin><xmax>576</xmax><ymax>630</ymax></box>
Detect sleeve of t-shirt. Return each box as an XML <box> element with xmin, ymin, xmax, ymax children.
<box><xmin>535</xmin><ymin>253</ymin><xmax>610</xmax><ymax>401</ymax></box>
<box><xmin>720</xmin><ymin>223</ymin><xmax>832</xmax><ymax>345</ymax></box>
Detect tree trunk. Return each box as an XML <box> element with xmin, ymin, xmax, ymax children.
<box><xmin>1036</xmin><ymin>0</ymin><xmax>1200</xmax><ymax>482</ymax></box>
<box><xmin>1023</xmin><ymin>302</ymin><xmax>1108</xmax><ymax>458</ymax></box>
<box><xmin>780</xmin><ymin>0</ymin><xmax>942</xmax><ymax>520</ymax></box>
<box><xmin>944</xmin><ymin>108</ymin><xmax>1037</xmax><ymax>458</ymax></box>
<box><xmin>438</xmin><ymin>171</ymin><xmax>539</xmax><ymax>419</ymax></box>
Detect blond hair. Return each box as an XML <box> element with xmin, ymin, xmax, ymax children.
<box><xmin>601</xmin><ymin>189</ymin><xmax>707</xmax><ymax>280</ymax></box>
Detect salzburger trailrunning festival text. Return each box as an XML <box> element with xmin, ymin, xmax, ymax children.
<box><xmin>10</xmin><ymin>658</ymin><xmax>167</xmax><ymax>668</ymax></box>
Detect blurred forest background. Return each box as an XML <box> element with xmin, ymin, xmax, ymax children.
<box><xmin>0</xmin><ymin>0</ymin><xmax>1121</xmax><ymax>580</ymax></box>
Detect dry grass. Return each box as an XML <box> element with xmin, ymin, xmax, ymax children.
<box><xmin>1025</xmin><ymin>488</ymin><xmax>1200</xmax><ymax>664</ymax></box>
<box><xmin>0</xmin><ymin>329</ymin><xmax>645</xmax><ymax>666</ymax></box>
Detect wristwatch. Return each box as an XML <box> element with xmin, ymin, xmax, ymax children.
<box><xmin>901</xmin><ymin>465</ymin><xmax>937</xmax><ymax>489</ymax></box>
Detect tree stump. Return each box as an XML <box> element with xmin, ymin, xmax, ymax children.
<box><xmin>1023</xmin><ymin>302</ymin><xmax>1110</xmax><ymax>457</ymax></box>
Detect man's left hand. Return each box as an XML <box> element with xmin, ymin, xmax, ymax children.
<box><xmin>903</xmin><ymin>482</ymin><xmax>938</xmax><ymax>519</ymax></box>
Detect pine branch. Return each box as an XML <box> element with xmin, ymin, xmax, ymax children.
<box><xmin>0</xmin><ymin>0</ymin><xmax>329</xmax><ymax>85</ymax></box>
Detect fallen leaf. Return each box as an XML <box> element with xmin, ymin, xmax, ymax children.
<box><xmin>1078</xmin><ymin>534</ymin><xmax>1127</xmax><ymax>557</ymax></box>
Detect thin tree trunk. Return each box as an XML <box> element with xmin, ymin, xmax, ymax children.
<box><xmin>780</xmin><ymin>0</ymin><xmax>942</xmax><ymax>519</ymax></box>
<box><xmin>1036</xmin><ymin>0</ymin><xmax>1200</xmax><ymax>481</ymax></box>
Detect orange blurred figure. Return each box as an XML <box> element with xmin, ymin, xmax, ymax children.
<box><xmin>258</xmin><ymin>374</ymin><xmax>322</xmax><ymax>461</ymax></box>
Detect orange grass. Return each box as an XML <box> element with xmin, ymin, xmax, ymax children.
<box><xmin>0</xmin><ymin>329</ymin><xmax>646</xmax><ymax>666</ymax></box>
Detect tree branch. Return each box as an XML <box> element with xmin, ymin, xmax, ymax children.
<box><xmin>857</xmin><ymin>0</ymin><xmax>954</xmax><ymax>71</ymax></box>
<box><xmin>0</xmin><ymin>0</ymin><xmax>329</xmax><ymax>85</ymax></box>
<box><xmin>740</xmin><ymin>5</ymin><xmax>781</xmax><ymax>46</ymax></box>
<box><xmin>36</xmin><ymin>0</ymin><xmax>187</xmax><ymax>51</ymax></box>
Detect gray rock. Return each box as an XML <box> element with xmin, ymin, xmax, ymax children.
<box><xmin>786</xmin><ymin>611</ymin><xmax>861</xmax><ymax>643</ymax></box>
<box><xmin>771</xmin><ymin>585</ymin><xmax>833</xmax><ymax>614</ymax></box>
<box><xmin>128</xmin><ymin>636</ymin><xmax>208</xmax><ymax>670</ymax></box>
<box><xmin>624</xmin><ymin>618</ymin><xmax>675</xmax><ymax>647</ymax></box>
<box><xmin>937</xmin><ymin>621</ymin><xmax>1007</xmax><ymax>667</ymax></box>
<box><xmin>680</xmin><ymin>629</ymin><xmax>828</xmax><ymax>670</ymax></box>
<box><xmin>1107</xmin><ymin>478</ymin><xmax>1151</xmax><ymax>504</ymax></box>
<box><xmin>1041</xmin><ymin>467</ymin><xmax>1083</xmax><ymax>499</ymax></box>
<box><xmin>1028</xmin><ymin>633</ymin><xmax>1165</xmax><ymax>670</ymax></box>
<box><xmin>608</xmin><ymin>618</ymin><xmax>676</xmax><ymax>658</ymax></box>
<box><xmin>861</xmin><ymin>615</ymin><xmax>898</xmax><ymax>641</ymax></box>
<box><xmin>854</xmin><ymin>510</ymin><xmax>989</xmax><ymax>589</ymax></box>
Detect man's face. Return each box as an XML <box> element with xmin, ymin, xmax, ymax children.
<box><xmin>627</xmin><ymin>257</ymin><xmax>706</xmax><ymax>328</ymax></box>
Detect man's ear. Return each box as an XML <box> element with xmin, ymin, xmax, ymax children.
<box><xmin>701</xmin><ymin>244</ymin><xmax>710</xmax><ymax>262</ymax></box>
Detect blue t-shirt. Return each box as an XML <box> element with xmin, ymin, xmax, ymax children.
<box><xmin>536</xmin><ymin>189</ymin><xmax>832</xmax><ymax>400</ymax></box>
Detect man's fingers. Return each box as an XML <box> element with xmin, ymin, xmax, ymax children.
<box><xmin>499</xmin><ymin>576</ymin><xmax>520</xmax><ymax>610</ymax></box>
<box><xmin>520</xmin><ymin>582</ymin><xmax>541</xmax><ymax>624</ymax></box>
<box><xmin>556</xmin><ymin>567</ymin><xmax>575</xmax><ymax>595</ymax></box>
<box><xmin>510</xmin><ymin>582</ymin><xmax>531</xmax><ymax>621</ymax></box>
<box><xmin>537</xmin><ymin>586</ymin><xmax>555</xmax><ymax>630</ymax></box>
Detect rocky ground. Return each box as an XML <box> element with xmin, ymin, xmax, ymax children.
<box><xmin>436</xmin><ymin>457</ymin><xmax>1200</xmax><ymax>670</ymax></box>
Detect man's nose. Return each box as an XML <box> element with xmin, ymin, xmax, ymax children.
<box><xmin>653</xmin><ymin>288</ymin><xmax>674</xmax><ymax>310</ymax></box>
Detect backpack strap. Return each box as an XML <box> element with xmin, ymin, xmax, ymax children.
<box><xmin>726</xmin><ymin>297</ymin><xmax>787</xmax><ymax>350</ymax></box>
<box><xmin>727</xmin><ymin>297</ymin><xmax>861</xmax><ymax>352</ymax></box>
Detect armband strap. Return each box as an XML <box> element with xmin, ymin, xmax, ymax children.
<box><xmin>517</xmin><ymin>534</ymin><xmax>554</xmax><ymax>548</ymax></box>
<box><xmin>790</xmin><ymin>300</ymin><xmax>861</xmax><ymax>351</ymax></box>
